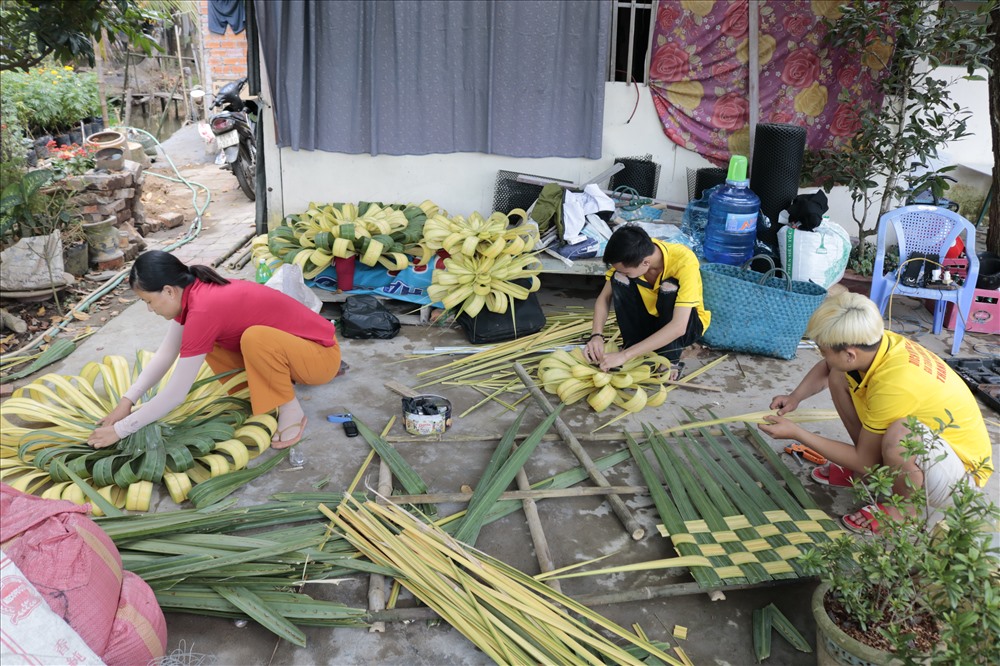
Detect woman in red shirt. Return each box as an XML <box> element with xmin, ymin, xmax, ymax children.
<box><xmin>88</xmin><ymin>251</ymin><xmax>341</xmax><ymax>450</ymax></box>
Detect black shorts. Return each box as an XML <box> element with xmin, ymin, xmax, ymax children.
<box><xmin>610</xmin><ymin>273</ymin><xmax>703</xmax><ymax>363</ymax></box>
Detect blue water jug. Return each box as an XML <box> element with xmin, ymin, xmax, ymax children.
<box><xmin>702</xmin><ymin>155</ymin><xmax>760</xmax><ymax>265</ymax></box>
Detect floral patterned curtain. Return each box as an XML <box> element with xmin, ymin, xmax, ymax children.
<box><xmin>649</xmin><ymin>0</ymin><xmax>891</xmax><ymax>166</ymax></box>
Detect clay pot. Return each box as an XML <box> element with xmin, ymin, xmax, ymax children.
<box><xmin>95</xmin><ymin>147</ymin><xmax>125</xmax><ymax>172</ymax></box>
<box><xmin>837</xmin><ymin>269</ymin><xmax>873</xmax><ymax>297</ymax></box>
<box><xmin>82</xmin><ymin>217</ymin><xmax>124</xmax><ymax>265</ymax></box>
<box><xmin>84</xmin><ymin>130</ymin><xmax>127</xmax><ymax>153</ymax></box>
<box><xmin>812</xmin><ymin>583</ymin><xmax>898</xmax><ymax>666</ymax></box>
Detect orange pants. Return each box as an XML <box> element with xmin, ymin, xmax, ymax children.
<box><xmin>206</xmin><ymin>325</ymin><xmax>341</xmax><ymax>415</ymax></box>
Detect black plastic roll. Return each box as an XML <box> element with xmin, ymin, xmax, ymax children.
<box><xmin>694</xmin><ymin>167</ymin><xmax>727</xmax><ymax>201</ymax></box>
<box><xmin>609</xmin><ymin>156</ymin><xmax>661</xmax><ymax>199</ymax></box>
<box><xmin>749</xmin><ymin>123</ymin><xmax>807</xmax><ymax>266</ymax></box>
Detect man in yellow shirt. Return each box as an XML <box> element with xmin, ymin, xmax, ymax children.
<box><xmin>761</xmin><ymin>292</ymin><xmax>992</xmax><ymax>533</ymax></box>
<box><xmin>584</xmin><ymin>225</ymin><xmax>710</xmax><ymax>378</ymax></box>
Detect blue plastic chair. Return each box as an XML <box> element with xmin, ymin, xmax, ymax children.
<box><xmin>869</xmin><ymin>205</ymin><xmax>980</xmax><ymax>356</ymax></box>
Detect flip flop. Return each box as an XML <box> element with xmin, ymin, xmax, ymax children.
<box><xmin>272</xmin><ymin>415</ymin><xmax>308</xmax><ymax>450</ymax></box>
<box><xmin>842</xmin><ymin>503</ymin><xmax>886</xmax><ymax>535</ymax></box>
<box><xmin>668</xmin><ymin>361</ymin><xmax>685</xmax><ymax>382</ymax></box>
<box><xmin>810</xmin><ymin>462</ymin><xmax>855</xmax><ymax>487</ymax></box>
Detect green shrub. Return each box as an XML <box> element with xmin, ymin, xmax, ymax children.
<box><xmin>0</xmin><ymin>65</ymin><xmax>100</xmax><ymax>135</ymax></box>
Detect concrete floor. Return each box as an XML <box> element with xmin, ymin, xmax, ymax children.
<box><xmin>32</xmin><ymin>125</ymin><xmax>1000</xmax><ymax>665</ymax></box>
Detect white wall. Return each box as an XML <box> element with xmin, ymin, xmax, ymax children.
<box><xmin>261</xmin><ymin>70</ymin><xmax>993</xmax><ymax>240</ymax></box>
<box><xmin>262</xmin><ymin>83</ymin><xmax>718</xmax><ymax>227</ymax></box>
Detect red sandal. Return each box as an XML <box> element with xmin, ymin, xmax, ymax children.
<box><xmin>842</xmin><ymin>503</ymin><xmax>887</xmax><ymax>535</ymax></box>
<box><xmin>810</xmin><ymin>462</ymin><xmax>855</xmax><ymax>488</ymax></box>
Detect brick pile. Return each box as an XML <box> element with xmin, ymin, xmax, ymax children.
<box><xmin>62</xmin><ymin>161</ymin><xmax>183</xmax><ymax>267</ymax></box>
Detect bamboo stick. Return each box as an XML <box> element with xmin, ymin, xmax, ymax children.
<box><xmin>174</xmin><ymin>22</ymin><xmax>191</xmax><ymax>122</ymax></box>
<box><xmin>387</xmin><ymin>485</ymin><xmax>647</xmax><ymax>504</ymax></box>
<box><xmin>513</xmin><ymin>363</ymin><xmax>645</xmax><ymax>541</ymax></box>
<box><xmin>367</xmin><ymin>577</ymin><xmax>809</xmax><ymax>623</ymax></box>
<box><xmin>512</xmin><ymin>446</ymin><xmax>562</xmax><ymax>593</ymax></box>
<box><xmin>367</xmin><ymin>440</ymin><xmax>394</xmax><ymax>633</ymax></box>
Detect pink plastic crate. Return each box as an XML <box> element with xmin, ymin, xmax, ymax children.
<box><xmin>939</xmin><ymin>288</ymin><xmax>1000</xmax><ymax>334</ymax></box>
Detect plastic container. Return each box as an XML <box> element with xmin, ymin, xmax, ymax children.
<box><xmin>255</xmin><ymin>258</ymin><xmax>273</xmax><ymax>284</ymax></box>
<box><xmin>402</xmin><ymin>395</ymin><xmax>452</xmax><ymax>435</ymax></box>
<box><xmin>702</xmin><ymin>155</ymin><xmax>761</xmax><ymax>265</ymax></box>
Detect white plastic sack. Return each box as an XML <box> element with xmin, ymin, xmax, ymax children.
<box><xmin>0</xmin><ymin>231</ymin><xmax>72</xmax><ymax>292</ymax></box>
<box><xmin>777</xmin><ymin>216</ymin><xmax>851</xmax><ymax>289</ymax></box>
<box><xmin>265</xmin><ymin>263</ymin><xmax>323</xmax><ymax>313</ymax></box>
<box><xmin>0</xmin><ymin>551</ymin><xmax>104</xmax><ymax>665</ymax></box>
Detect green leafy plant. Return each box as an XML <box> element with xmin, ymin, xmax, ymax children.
<box><xmin>847</xmin><ymin>242</ymin><xmax>898</xmax><ymax>277</ymax></box>
<box><xmin>0</xmin><ymin>0</ymin><xmax>165</xmax><ymax>72</ymax></box>
<box><xmin>802</xmin><ymin>0</ymin><xmax>996</xmax><ymax>251</ymax></box>
<box><xmin>49</xmin><ymin>141</ymin><xmax>97</xmax><ymax>176</ymax></box>
<box><xmin>801</xmin><ymin>416</ymin><xmax>1000</xmax><ymax>664</ymax></box>
<box><xmin>0</xmin><ymin>66</ymin><xmax>100</xmax><ymax>134</ymax></box>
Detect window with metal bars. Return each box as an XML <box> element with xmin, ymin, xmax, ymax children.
<box><xmin>608</xmin><ymin>0</ymin><xmax>656</xmax><ymax>84</ymax></box>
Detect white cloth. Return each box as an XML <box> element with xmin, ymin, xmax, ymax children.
<box><xmin>562</xmin><ymin>184</ymin><xmax>615</xmax><ymax>241</ymax></box>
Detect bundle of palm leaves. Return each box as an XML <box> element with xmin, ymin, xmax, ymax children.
<box><xmin>0</xmin><ymin>352</ymin><xmax>277</xmax><ymax>512</ymax></box>
<box><xmin>266</xmin><ymin>200</ymin><xmax>437</xmax><ymax>277</ymax></box>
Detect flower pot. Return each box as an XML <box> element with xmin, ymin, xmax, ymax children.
<box><xmin>55</xmin><ymin>133</ymin><xmax>71</xmax><ymax>147</ymax></box>
<box><xmin>34</xmin><ymin>136</ymin><xmax>53</xmax><ymax>158</ymax></box>
<box><xmin>82</xmin><ymin>217</ymin><xmax>124</xmax><ymax>265</ymax></box>
<box><xmin>25</xmin><ymin>148</ymin><xmax>37</xmax><ymax>167</ymax></box>
<box><xmin>62</xmin><ymin>240</ymin><xmax>89</xmax><ymax>277</ymax></box>
<box><xmin>68</xmin><ymin>129</ymin><xmax>83</xmax><ymax>145</ymax></box>
<box><xmin>333</xmin><ymin>255</ymin><xmax>357</xmax><ymax>292</ymax></box>
<box><xmin>837</xmin><ymin>269</ymin><xmax>873</xmax><ymax>296</ymax></box>
<box><xmin>812</xmin><ymin>583</ymin><xmax>898</xmax><ymax>666</ymax></box>
<box><xmin>84</xmin><ymin>130</ymin><xmax>127</xmax><ymax>153</ymax></box>
<box><xmin>95</xmin><ymin>147</ymin><xmax>124</xmax><ymax>172</ymax></box>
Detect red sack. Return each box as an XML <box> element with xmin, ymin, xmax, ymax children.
<box><xmin>0</xmin><ymin>484</ymin><xmax>166</xmax><ymax>665</ymax></box>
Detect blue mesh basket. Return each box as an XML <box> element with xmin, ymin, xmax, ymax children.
<box><xmin>699</xmin><ymin>256</ymin><xmax>827</xmax><ymax>360</ymax></box>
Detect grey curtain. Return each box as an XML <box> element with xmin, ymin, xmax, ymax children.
<box><xmin>255</xmin><ymin>0</ymin><xmax>610</xmax><ymax>158</ymax></box>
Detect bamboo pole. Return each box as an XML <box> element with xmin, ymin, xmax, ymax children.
<box><xmin>387</xmin><ymin>485</ymin><xmax>647</xmax><ymax>505</ymax></box>
<box><xmin>94</xmin><ymin>32</ymin><xmax>110</xmax><ymax>127</ymax></box>
<box><xmin>513</xmin><ymin>449</ymin><xmax>562</xmax><ymax>593</ymax></box>
<box><xmin>512</xmin><ymin>363</ymin><xmax>645</xmax><ymax>541</ymax></box>
<box><xmin>367</xmin><ymin>577</ymin><xmax>810</xmax><ymax>623</ymax></box>
<box><xmin>367</xmin><ymin>447</ymin><xmax>394</xmax><ymax>633</ymax></box>
<box><xmin>211</xmin><ymin>230</ymin><xmax>256</xmax><ymax>267</ymax></box>
<box><xmin>173</xmin><ymin>20</ymin><xmax>191</xmax><ymax>123</ymax></box>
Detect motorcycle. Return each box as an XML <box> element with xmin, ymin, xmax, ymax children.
<box><xmin>209</xmin><ymin>78</ymin><xmax>258</xmax><ymax>201</ymax></box>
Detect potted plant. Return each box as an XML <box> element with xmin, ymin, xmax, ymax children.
<box><xmin>801</xmin><ymin>0</ymin><xmax>994</xmax><ymax>277</ymax></box>
<box><xmin>0</xmin><ymin>166</ymin><xmax>81</xmax><ymax>310</ymax></box>
<box><xmin>802</xmin><ymin>417</ymin><xmax>1000</xmax><ymax>665</ymax></box>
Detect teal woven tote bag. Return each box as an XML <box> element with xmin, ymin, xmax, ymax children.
<box><xmin>699</xmin><ymin>256</ymin><xmax>827</xmax><ymax>360</ymax></box>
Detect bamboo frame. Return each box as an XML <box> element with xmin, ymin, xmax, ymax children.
<box><xmin>515</xmin><ymin>362</ymin><xmax>645</xmax><ymax>540</ymax></box>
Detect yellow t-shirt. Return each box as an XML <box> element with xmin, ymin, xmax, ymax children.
<box><xmin>605</xmin><ymin>239</ymin><xmax>711</xmax><ymax>332</ymax></box>
<box><xmin>847</xmin><ymin>331</ymin><xmax>993</xmax><ymax>486</ymax></box>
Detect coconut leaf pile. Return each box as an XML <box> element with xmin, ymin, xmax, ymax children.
<box><xmin>0</xmin><ymin>352</ymin><xmax>278</xmax><ymax>512</ymax></box>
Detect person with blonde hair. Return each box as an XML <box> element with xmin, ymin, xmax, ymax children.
<box><xmin>88</xmin><ymin>251</ymin><xmax>341</xmax><ymax>451</ymax></box>
<box><xmin>760</xmin><ymin>291</ymin><xmax>991</xmax><ymax>533</ymax></box>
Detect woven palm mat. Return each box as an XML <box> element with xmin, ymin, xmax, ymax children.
<box><xmin>628</xmin><ymin>420</ymin><xmax>845</xmax><ymax>589</ymax></box>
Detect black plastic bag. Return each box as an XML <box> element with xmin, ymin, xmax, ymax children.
<box><xmin>340</xmin><ymin>295</ymin><xmax>400</xmax><ymax>339</ymax></box>
<box><xmin>456</xmin><ymin>280</ymin><xmax>546</xmax><ymax>344</ymax></box>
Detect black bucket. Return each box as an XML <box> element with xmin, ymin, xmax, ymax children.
<box><xmin>977</xmin><ymin>252</ymin><xmax>1000</xmax><ymax>290</ymax></box>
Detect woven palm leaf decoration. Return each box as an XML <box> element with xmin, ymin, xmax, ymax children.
<box><xmin>0</xmin><ymin>352</ymin><xmax>277</xmax><ymax>513</ymax></box>
<box><xmin>543</xmin><ymin>417</ymin><xmax>844</xmax><ymax>588</ymax></box>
